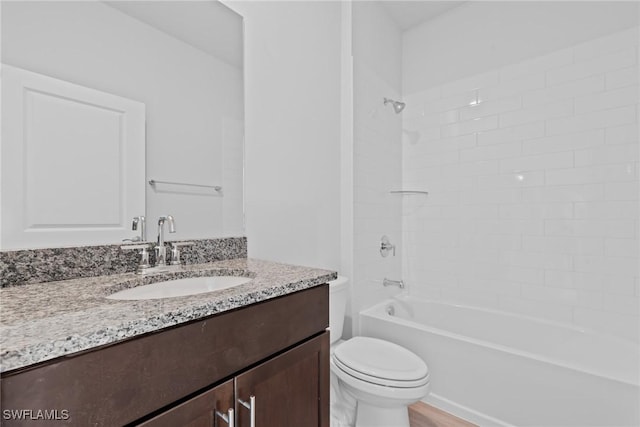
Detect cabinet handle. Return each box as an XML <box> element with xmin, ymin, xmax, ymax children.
<box><xmin>238</xmin><ymin>396</ymin><xmax>255</xmax><ymax>427</ymax></box>
<box><xmin>215</xmin><ymin>408</ymin><xmax>234</xmax><ymax>427</ymax></box>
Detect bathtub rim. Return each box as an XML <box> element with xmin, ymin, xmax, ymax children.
<box><xmin>360</xmin><ymin>293</ymin><xmax>640</xmax><ymax>388</ymax></box>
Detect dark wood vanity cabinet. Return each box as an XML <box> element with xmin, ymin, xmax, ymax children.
<box><xmin>1</xmin><ymin>285</ymin><xmax>329</xmax><ymax>427</ymax></box>
<box><xmin>138</xmin><ymin>380</ymin><xmax>235</xmax><ymax>427</ymax></box>
<box><xmin>141</xmin><ymin>333</ymin><xmax>329</xmax><ymax>427</ymax></box>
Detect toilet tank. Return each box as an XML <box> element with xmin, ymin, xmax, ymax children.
<box><xmin>329</xmin><ymin>276</ymin><xmax>349</xmax><ymax>345</ymax></box>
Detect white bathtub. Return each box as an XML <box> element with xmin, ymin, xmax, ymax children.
<box><xmin>360</xmin><ymin>294</ymin><xmax>640</xmax><ymax>427</ymax></box>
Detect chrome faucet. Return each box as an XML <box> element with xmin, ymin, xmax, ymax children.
<box><xmin>156</xmin><ymin>215</ymin><xmax>175</xmax><ymax>266</ymax></box>
<box><xmin>132</xmin><ymin>216</ymin><xmax>146</xmax><ymax>241</ymax></box>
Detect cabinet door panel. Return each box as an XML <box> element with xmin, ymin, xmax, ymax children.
<box><xmin>137</xmin><ymin>380</ymin><xmax>234</xmax><ymax>427</ymax></box>
<box><xmin>235</xmin><ymin>332</ymin><xmax>329</xmax><ymax>427</ymax></box>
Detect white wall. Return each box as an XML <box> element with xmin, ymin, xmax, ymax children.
<box><xmin>226</xmin><ymin>1</ymin><xmax>342</xmax><ymax>270</ymax></box>
<box><xmin>404</xmin><ymin>1</ymin><xmax>640</xmax><ymax>94</ymax></box>
<box><xmin>2</xmin><ymin>1</ymin><xmax>244</xmax><ymax>242</ymax></box>
<box><xmin>351</xmin><ymin>1</ymin><xmax>403</xmax><ymax>333</ymax></box>
<box><xmin>402</xmin><ymin>2</ymin><xmax>639</xmax><ymax>341</ymax></box>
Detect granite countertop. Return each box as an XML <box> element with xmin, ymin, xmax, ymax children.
<box><xmin>0</xmin><ymin>258</ymin><xmax>336</xmax><ymax>373</ymax></box>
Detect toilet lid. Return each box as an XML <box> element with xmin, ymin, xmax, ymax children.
<box><xmin>332</xmin><ymin>337</ymin><xmax>429</xmax><ymax>387</ymax></box>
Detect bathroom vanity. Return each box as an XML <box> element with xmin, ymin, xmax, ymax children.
<box><xmin>0</xmin><ymin>258</ymin><xmax>333</xmax><ymax>427</ymax></box>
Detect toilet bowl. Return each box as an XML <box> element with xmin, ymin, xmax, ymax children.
<box><xmin>329</xmin><ymin>277</ymin><xmax>429</xmax><ymax>427</ymax></box>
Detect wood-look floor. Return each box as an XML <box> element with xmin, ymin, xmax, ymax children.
<box><xmin>409</xmin><ymin>402</ymin><xmax>478</xmax><ymax>427</ymax></box>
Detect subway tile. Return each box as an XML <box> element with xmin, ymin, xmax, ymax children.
<box><xmin>574</xmin><ymin>290</ymin><xmax>605</xmax><ymax>310</ymax></box>
<box><xmin>572</xmin><ymin>27</ymin><xmax>639</xmax><ymax>62</ymax></box>
<box><xmin>603</xmin><ymin>294</ymin><xmax>640</xmax><ymax>316</ymax></box>
<box><xmin>604</xmin><ymin>181</ymin><xmax>640</xmax><ymax>201</ymax></box>
<box><xmin>499</xmin><ymin>265</ymin><xmax>544</xmax><ymax>285</ymax></box>
<box><xmin>573</xmin><ymin>254</ymin><xmax>639</xmax><ymax>276</ymax></box>
<box><xmin>574</xmin><ymin>272</ymin><xmax>636</xmax><ymax>295</ymax></box>
<box><xmin>573</xmin><ymin>308</ymin><xmax>639</xmax><ymax>342</ymax></box>
<box><xmin>464</xmin><ymin>188</ymin><xmax>521</xmax><ymax>205</ymax></box>
<box><xmin>545</xmin><ymin>163</ymin><xmax>637</xmax><ymax>186</ymax></box>
<box><xmin>522</xmin><ymin>184</ymin><xmax>603</xmax><ymax>203</ymax></box>
<box><xmin>460</xmin><ymin>141</ymin><xmax>522</xmax><ymax>162</ymax></box>
<box><xmin>459</xmin><ymin>234</ymin><xmax>522</xmax><ymax>251</ymax></box>
<box><xmin>606</xmin><ymin>66</ymin><xmax>639</xmax><ymax>90</ymax></box>
<box><xmin>400</xmin><ymin>123</ymin><xmax>440</xmax><ymax>146</ymax></box>
<box><xmin>423</xmin><ymin>90</ymin><xmax>478</xmax><ymax>115</ymax></box>
<box><xmin>522</xmin><ymin>129</ymin><xmax>605</xmax><ymax>155</ymax></box>
<box><xmin>459</xmin><ymin>279</ymin><xmax>522</xmax><ymax>297</ymax></box>
<box><xmin>547</xmin><ymin>105</ymin><xmax>637</xmax><ymax>137</ymax></box>
<box><xmin>574</xmin><ymin>85</ymin><xmax>639</xmax><ymax>115</ymax></box>
<box><xmin>544</xmin><ymin>219</ymin><xmax>635</xmax><ymax>238</ymax></box>
<box><xmin>440</xmin><ymin>204</ymin><xmax>499</xmax><ymax>219</ymax></box>
<box><xmin>500</xmin><ymin>151</ymin><xmax>574</xmax><ymax>173</ymax></box>
<box><xmin>411</xmin><ymin>150</ymin><xmax>460</xmax><ymax>167</ymax></box>
<box><xmin>545</xmin><ymin>269</ymin><xmax>575</xmax><ymax>288</ymax></box>
<box><xmin>500</xmin><ymin>48</ymin><xmax>574</xmax><ymax>82</ymax></box>
<box><xmin>499</xmin><ymin>202</ymin><xmax>573</xmax><ymax>220</ymax></box>
<box><xmin>521</xmin><ymin>284</ymin><xmax>580</xmax><ymax>306</ymax></box>
<box><xmin>475</xmin><ymin>219</ymin><xmax>545</xmax><ymax>236</ymax></box>
<box><xmin>546</xmin><ymin>48</ymin><xmax>637</xmax><ymax>86</ymax></box>
<box><xmin>605</xmin><ymin>238</ymin><xmax>639</xmax><ymax>258</ymax></box>
<box><xmin>574</xmin><ymin>144</ymin><xmax>639</xmax><ymax>167</ymax></box>
<box><xmin>522</xmin><ymin>235</ymin><xmax>604</xmax><ymax>256</ymax></box>
<box><xmin>403</xmin><ymin>87</ymin><xmax>442</xmax><ymax>119</ymax></box>
<box><xmin>440</xmin><ymin>70</ymin><xmax>500</xmax><ymax>98</ymax></box>
<box><xmin>441</xmin><ymin>115</ymin><xmax>499</xmax><ymax>138</ymax></box>
<box><xmin>409</xmin><ymin>109</ymin><xmax>460</xmax><ymax>128</ymax></box>
<box><xmin>499</xmin><ymin>296</ymin><xmax>573</xmax><ymax>323</ymax></box>
<box><xmin>459</xmin><ymin>96</ymin><xmax>522</xmax><ymax>121</ymax></box>
<box><xmin>478</xmin><ymin>121</ymin><xmax>545</xmax><ymax>147</ymax></box>
<box><xmin>606</xmin><ymin>123</ymin><xmax>638</xmax><ymax>145</ymax></box>
<box><xmin>523</xmin><ymin>75</ymin><xmax>605</xmax><ymax>108</ymax></box>
<box><xmin>440</xmin><ymin>288</ymin><xmax>499</xmax><ymax>309</ymax></box>
<box><xmin>500</xmin><ymin>250</ymin><xmax>572</xmax><ymax>270</ymax></box>
<box><xmin>477</xmin><ymin>171</ymin><xmax>545</xmax><ymax>189</ymax></box>
<box><xmin>574</xmin><ymin>200</ymin><xmax>639</xmax><ymax>219</ymax></box>
<box><xmin>479</xmin><ymin>73</ymin><xmax>545</xmax><ymax>102</ymax></box>
<box><xmin>500</xmin><ymin>100</ymin><xmax>573</xmax><ymax>128</ymax></box>
<box><xmin>418</xmin><ymin>133</ymin><xmax>475</xmax><ymax>154</ymax></box>
<box><xmin>445</xmin><ymin>159</ymin><xmax>499</xmax><ymax>178</ymax></box>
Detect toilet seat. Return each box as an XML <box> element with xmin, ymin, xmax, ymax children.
<box><xmin>332</xmin><ymin>337</ymin><xmax>429</xmax><ymax>388</ymax></box>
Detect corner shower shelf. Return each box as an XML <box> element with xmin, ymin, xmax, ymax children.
<box><xmin>389</xmin><ymin>190</ymin><xmax>429</xmax><ymax>195</ymax></box>
<box><xmin>149</xmin><ymin>179</ymin><xmax>222</xmax><ymax>192</ymax></box>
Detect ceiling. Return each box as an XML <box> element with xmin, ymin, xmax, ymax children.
<box><xmin>379</xmin><ymin>1</ymin><xmax>467</xmax><ymax>31</ymax></box>
<box><xmin>105</xmin><ymin>1</ymin><xmax>242</xmax><ymax>68</ymax></box>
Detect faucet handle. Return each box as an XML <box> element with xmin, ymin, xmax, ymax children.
<box><xmin>168</xmin><ymin>241</ymin><xmax>194</xmax><ymax>265</ymax></box>
<box><xmin>380</xmin><ymin>235</ymin><xmax>396</xmax><ymax>257</ymax></box>
<box><xmin>131</xmin><ymin>216</ymin><xmax>146</xmax><ymax>241</ymax></box>
<box><xmin>121</xmin><ymin>243</ymin><xmax>153</xmax><ymax>274</ymax></box>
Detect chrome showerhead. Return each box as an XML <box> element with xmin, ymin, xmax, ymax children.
<box><xmin>384</xmin><ymin>97</ymin><xmax>406</xmax><ymax>114</ymax></box>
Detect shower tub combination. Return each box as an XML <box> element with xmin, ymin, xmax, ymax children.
<box><xmin>360</xmin><ymin>294</ymin><xmax>640</xmax><ymax>427</ymax></box>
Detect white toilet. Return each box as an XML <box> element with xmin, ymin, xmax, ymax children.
<box><xmin>329</xmin><ymin>276</ymin><xmax>430</xmax><ymax>427</ymax></box>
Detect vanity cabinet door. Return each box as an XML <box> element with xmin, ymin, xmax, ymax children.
<box><xmin>234</xmin><ymin>332</ymin><xmax>329</xmax><ymax>427</ymax></box>
<box><xmin>137</xmin><ymin>380</ymin><xmax>234</xmax><ymax>427</ymax></box>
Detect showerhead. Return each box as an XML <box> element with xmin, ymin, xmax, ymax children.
<box><xmin>384</xmin><ymin>97</ymin><xmax>406</xmax><ymax>114</ymax></box>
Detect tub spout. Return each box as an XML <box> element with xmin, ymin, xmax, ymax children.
<box><xmin>383</xmin><ymin>278</ymin><xmax>404</xmax><ymax>289</ymax></box>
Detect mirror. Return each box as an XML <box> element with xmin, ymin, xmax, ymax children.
<box><xmin>1</xmin><ymin>0</ymin><xmax>244</xmax><ymax>250</ymax></box>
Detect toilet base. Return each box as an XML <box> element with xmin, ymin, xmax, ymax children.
<box><xmin>355</xmin><ymin>402</ymin><xmax>410</xmax><ymax>427</ymax></box>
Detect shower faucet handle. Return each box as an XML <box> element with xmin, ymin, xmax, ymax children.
<box><xmin>380</xmin><ymin>235</ymin><xmax>396</xmax><ymax>257</ymax></box>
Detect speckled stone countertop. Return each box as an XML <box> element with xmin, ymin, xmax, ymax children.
<box><xmin>0</xmin><ymin>258</ymin><xmax>336</xmax><ymax>373</ymax></box>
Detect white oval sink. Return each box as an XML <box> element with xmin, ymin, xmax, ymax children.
<box><xmin>107</xmin><ymin>276</ymin><xmax>252</xmax><ymax>300</ymax></box>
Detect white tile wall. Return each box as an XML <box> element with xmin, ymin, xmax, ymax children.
<box><xmin>352</xmin><ymin>58</ymin><xmax>403</xmax><ymax>328</ymax></box>
<box><xmin>402</xmin><ymin>27</ymin><xmax>640</xmax><ymax>341</ymax></box>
